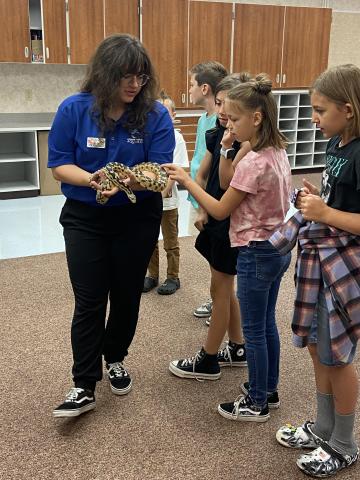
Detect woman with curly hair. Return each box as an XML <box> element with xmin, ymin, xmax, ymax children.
<box><xmin>49</xmin><ymin>34</ymin><xmax>175</xmax><ymax>418</ymax></box>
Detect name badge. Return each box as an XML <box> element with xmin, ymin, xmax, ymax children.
<box><xmin>87</xmin><ymin>137</ymin><xmax>106</xmax><ymax>148</ymax></box>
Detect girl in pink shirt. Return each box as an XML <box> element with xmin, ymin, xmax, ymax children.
<box><xmin>165</xmin><ymin>74</ymin><xmax>292</xmax><ymax>422</ymax></box>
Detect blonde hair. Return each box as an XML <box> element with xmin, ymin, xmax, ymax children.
<box><xmin>215</xmin><ymin>72</ymin><xmax>252</xmax><ymax>97</ymax></box>
<box><xmin>159</xmin><ymin>89</ymin><xmax>175</xmax><ymax>112</ymax></box>
<box><xmin>226</xmin><ymin>73</ymin><xmax>287</xmax><ymax>152</ymax></box>
<box><xmin>311</xmin><ymin>64</ymin><xmax>360</xmax><ymax>137</ymax></box>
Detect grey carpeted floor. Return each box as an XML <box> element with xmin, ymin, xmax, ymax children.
<box><xmin>0</xmin><ymin>235</ymin><xmax>359</xmax><ymax>480</ymax></box>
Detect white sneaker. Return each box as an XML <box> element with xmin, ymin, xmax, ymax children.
<box><xmin>193</xmin><ymin>300</ymin><xmax>212</xmax><ymax>318</ymax></box>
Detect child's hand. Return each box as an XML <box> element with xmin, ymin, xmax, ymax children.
<box><xmin>162</xmin><ymin>164</ymin><xmax>190</xmax><ymax>186</ymax></box>
<box><xmin>221</xmin><ymin>128</ymin><xmax>236</xmax><ymax>149</ymax></box>
<box><xmin>299</xmin><ymin>194</ymin><xmax>329</xmax><ymax>222</ymax></box>
<box><xmin>194</xmin><ymin>210</ymin><xmax>208</xmax><ymax>231</ymax></box>
<box><xmin>302</xmin><ymin>178</ymin><xmax>320</xmax><ymax>196</ymax></box>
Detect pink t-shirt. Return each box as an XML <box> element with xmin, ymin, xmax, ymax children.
<box><xmin>229</xmin><ymin>147</ymin><xmax>292</xmax><ymax>247</ymax></box>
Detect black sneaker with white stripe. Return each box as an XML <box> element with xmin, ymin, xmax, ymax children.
<box><xmin>106</xmin><ymin>362</ymin><xmax>132</xmax><ymax>395</ymax></box>
<box><xmin>217</xmin><ymin>341</ymin><xmax>247</xmax><ymax>367</ymax></box>
<box><xmin>53</xmin><ymin>387</ymin><xmax>95</xmax><ymax>418</ymax></box>
<box><xmin>240</xmin><ymin>381</ymin><xmax>280</xmax><ymax>408</ymax></box>
<box><xmin>218</xmin><ymin>394</ymin><xmax>270</xmax><ymax>423</ymax></box>
<box><xmin>169</xmin><ymin>347</ymin><xmax>221</xmax><ymax>380</ymax></box>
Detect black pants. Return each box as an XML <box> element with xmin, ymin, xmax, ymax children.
<box><xmin>60</xmin><ymin>195</ymin><xmax>162</xmax><ymax>391</ymax></box>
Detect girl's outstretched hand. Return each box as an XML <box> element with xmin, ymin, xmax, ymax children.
<box><xmin>162</xmin><ymin>164</ymin><xmax>191</xmax><ymax>186</ymax></box>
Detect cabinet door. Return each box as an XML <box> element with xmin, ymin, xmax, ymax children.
<box><xmin>282</xmin><ymin>7</ymin><xmax>332</xmax><ymax>88</ymax></box>
<box><xmin>189</xmin><ymin>1</ymin><xmax>232</xmax><ymax>73</ymax></box>
<box><xmin>105</xmin><ymin>0</ymin><xmax>139</xmax><ymax>38</ymax></box>
<box><xmin>142</xmin><ymin>0</ymin><xmax>188</xmax><ymax>107</ymax></box>
<box><xmin>0</xmin><ymin>0</ymin><xmax>30</xmax><ymax>62</ymax></box>
<box><xmin>68</xmin><ymin>0</ymin><xmax>104</xmax><ymax>64</ymax></box>
<box><xmin>42</xmin><ymin>0</ymin><xmax>68</xmax><ymax>64</ymax></box>
<box><xmin>233</xmin><ymin>4</ymin><xmax>284</xmax><ymax>87</ymax></box>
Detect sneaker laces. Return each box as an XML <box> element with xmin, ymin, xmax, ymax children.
<box><xmin>219</xmin><ymin>343</ymin><xmax>233</xmax><ymax>367</ymax></box>
<box><xmin>179</xmin><ymin>351</ymin><xmax>205</xmax><ymax>383</ymax></box>
<box><xmin>108</xmin><ymin>362</ymin><xmax>128</xmax><ymax>378</ymax></box>
<box><xmin>231</xmin><ymin>394</ymin><xmax>247</xmax><ymax>416</ymax></box>
<box><xmin>65</xmin><ymin>387</ymin><xmax>84</xmax><ymax>402</ymax></box>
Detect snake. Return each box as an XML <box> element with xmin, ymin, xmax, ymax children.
<box><xmin>92</xmin><ymin>162</ymin><xmax>168</xmax><ymax>204</ymax></box>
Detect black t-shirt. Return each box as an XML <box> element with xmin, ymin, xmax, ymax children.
<box><xmin>320</xmin><ymin>136</ymin><xmax>360</xmax><ymax>213</ymax></box>
<box><xmin>203</xmin><ymin>120</ymin><xmax>240</xmax><ymax>238</ymax></box>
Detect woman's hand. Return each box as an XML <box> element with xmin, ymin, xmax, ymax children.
<box><xmin>299</xmin><ymin>194</ymin><xmax>329</xmax><ymax>222</ymax></box>
<box><xmin>89</xmin><ymin>171</ymin><xmax>120</xmax><ymax>198</ymax></box>
<box><xmin>162</xmin><ymin>164</ymin><xmax>191</xmax><ymax>186</ymax></box>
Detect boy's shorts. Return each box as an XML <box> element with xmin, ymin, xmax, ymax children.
<box><xmin>294</xmin><ymin>289</ymin><xmax>357</xmax><ymax>366</ymax></box>
<box><xmin>195</xmin><ymin>229</ymin><xmax>238</xmax><ymax>275</ymax></box>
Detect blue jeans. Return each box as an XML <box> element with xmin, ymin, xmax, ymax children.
<box><xmin>237</xmin><ymin>241</ymin><xmax>291</xmax><ymax>407</ymax></box>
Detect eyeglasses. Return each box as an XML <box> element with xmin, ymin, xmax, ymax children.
<box><xmin>122</xmin><ymin>74</ymin><xmax>150</xmax><ymax>87</ymax></box>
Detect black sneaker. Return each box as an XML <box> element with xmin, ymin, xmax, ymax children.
<box><xmin>218</xmin><ymin>394</ymin><xmax>270</xmax><ymax>423</ymax></box>
<box><xmin>217</xmin><ymin>342</ymin><xmax>247</xmax><ymax>367</ymax></box>
<box><xmin>106</xmin><ymin>362</ymin><xmax>132</xmax><ymax>395</ymax></box>
<box><xmin>169</xmin><ymin>347</ymin><xmax>221</xmax><ymax>380</ymax></box>
<box><xmin>157</xmin><ymin>278</ymin><xmax>180</xmax><ymax>295</ymax></box>
<box><xmin>53</xmin><ymin>387</ymin><xmax>95</xmax><ymax>418</ymax></box>
<box><xmin>143</xmin><ymin>276</ymin><xmax>158</xmax><ymax>293</ymax></box>
<box><xmin>241</xmin><ymin>381</ymin><xmax>280</xmax><ymax>409</ymax></box>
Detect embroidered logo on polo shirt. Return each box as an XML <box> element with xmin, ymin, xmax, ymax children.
<box><xmin>127</xmin><ymin>129</ymin><xmax>143</xmax><ymax>144</ymax></box>
<box><xmin>87</xmin><ymin>137</ymin><xmax>106</xmax><ymax>148</ymax></box>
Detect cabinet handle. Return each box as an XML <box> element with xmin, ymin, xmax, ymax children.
<box><xmin>276</xmin><ymin>73</ymin><xmax>280</xmax><ymax>84</ymax></box>
<box><xmin>181</xmin><ymin>93</ymin><xmax>186</xmax><ymax>104</ymax></box>
<box><xmin>282</xmin><ymin>74</ymin><xmax>286</xmax><ymax>85</ymax></box>
<box><xmin>24</xmin><ymin>46</ymin><xmax>29</xmax><ymax>58</ymax></box>
<box><xmin>46</xmin><ymin>47</ymin><xmax>50</xmax><ymax>59</ymax></box>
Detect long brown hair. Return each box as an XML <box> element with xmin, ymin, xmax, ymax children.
<box><xmin>311</xmin><ymin>64</ymin><xmax>360</xmax><ymax>137</ymax></box>
<box><xmin>81</xmin><ymin>34</ymin><xmax>158</xmax><ymax>133</ymax></box>
<box><xmin>226</xmin><ymin>73</ymin><xmax>287</xmax><ymax>151</ymax></box>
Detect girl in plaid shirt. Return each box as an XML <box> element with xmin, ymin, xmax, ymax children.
<box><xmin>276</xmin><ymin>65</ymin><xmax>360</xmax><ymax>477</ymax></box>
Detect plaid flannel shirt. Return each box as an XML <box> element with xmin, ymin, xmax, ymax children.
<box><xmin>269</xmin><ymin>210</ymin><xmax>360</xmax><ymax>364</ymax></box>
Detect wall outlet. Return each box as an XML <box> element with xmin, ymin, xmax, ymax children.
<box><xmin>25</xmin><ymin>89</ymin><xmax>33</xmax><ymax>102</ymax></box>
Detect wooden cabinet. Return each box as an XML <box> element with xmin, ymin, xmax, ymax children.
<box><xmin>0</xmin><ymin>0</ymin><xmax>30</xmax><ymax>62</ymax></box>
<box><xmin>105</xmin><ymin>0</ymin><xmax>139</xmax><ymax>37</ymax></box>
<box><xmin>282</xmin><ymin>7</ymin><xmax>332</xmax><ymax>88</ymax></box>
<box><xmin>233</xmin><ymin>4</ymin><xmax>331</xmax><ymax>88</ymax></box>
<box><xmin>68</xmin><ymin>0</ymin><xmax>104</xmax><ymax>65</ymax></box>
<box><xmin>142</xmin><ymin>0</ymin><xmax>188</xmax><ymax>107</ymax></box>
<box><xmin>233</xmin><ymin>4</ymin><xmax>284</xmax><ymax>87</ymax></box>
<box><xmin>42</xmin><ymin>0</ymin><xmax>67</xmax><ymax>64</ymax></box>
<box><xmin>189</xmin><ymin>1</ymin><xmax>233</xmax><ymax>73</ymax></box>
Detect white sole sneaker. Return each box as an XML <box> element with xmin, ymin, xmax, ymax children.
<box><xmin>110</xmin><ymin>380</ymin><xmax>133</xmax><ymax>395</ymax></box>
<box><xmin>169</xmin><ymin>361</ymin><xmax>221</xmax><ymax>380</ymax></box>
<box><xmin>217</xmin><ymin>403</ymin><xmax>270</xmax><ymax>423</ymax></box>
<box><xmin>53</xmin><ymin>402</ymin><xmax>96</xmax><ymax>418</ymax></box>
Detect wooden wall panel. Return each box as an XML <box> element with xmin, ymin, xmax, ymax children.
<box><xmin>105</xmin><ymin>0</ymin><xmax>139</xmax><ymax>38</ymax></box>
<box><xmin>68</xmin><ymin>0</ymin><xmax>104</xmax><ymax>65</ymax></box>
<box><xmin>42</xmin><ymin>0</ymin><xmax>68</xmax><ymax>64</ymax></box>
<box><xmin>233</xmin><ymin>4</ymin><xmax>284</xmax><ymax>86</ymax></box>
<box><xmin>0</xmin><ymin>0</ymin><xmax>30</xmax><ymax>62</ymax></box>
<box><xmin>282</xmin><ymin>7</ymin><xmax>332</xmax><ymax>88</ymax></box>
<box><xmin>142</xmin><ymin>0</ymin><xmax>188</xmax><ymax>106</ymax></box>
<box><xmin>189</xmin><ymin>1</ymin><xmax>232</xmax><ymax>72</ymax></box>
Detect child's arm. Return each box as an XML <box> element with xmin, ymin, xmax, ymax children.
<box><xmin>195</xmin><ymin>150</ymin><xmax>212</xmax><ymax>188</ymax></box>
<box><xmin>299</xmin><ymin>194</ymin><xmax>360</xmax><ymax>235</ymax></box>
<box><xmin>164</xmin><ymin>164</ymin><xmax>246</xmax><ymax>220</ymax></box>
<box><xmin>219</xmin><ymin>141</ymin><xmax>251</xmax><ymax>190</ymax></box>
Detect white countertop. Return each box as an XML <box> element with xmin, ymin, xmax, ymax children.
<box><xmin>0</xmin><ymin>113</ymin><xmax>55</xmax><ymax>131</ymax></box>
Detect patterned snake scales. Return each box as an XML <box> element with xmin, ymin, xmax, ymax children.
<box><xmin>91</xmin><ymin>162</ymin><xmax>168</xmax><ymax>204</ymax></box>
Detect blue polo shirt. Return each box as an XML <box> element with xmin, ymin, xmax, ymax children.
<box><xmin>48</xmin><ymin>93</ymin><xmax>175</xmax><ymax>206</ymax></box>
